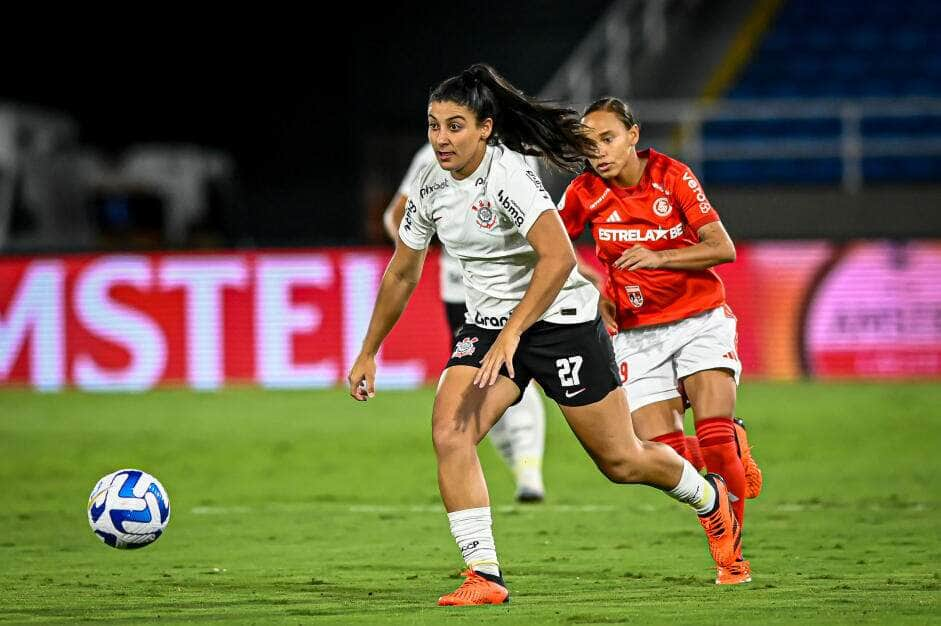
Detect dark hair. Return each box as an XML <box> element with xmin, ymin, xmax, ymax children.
<box><xmin>583</xmin><ymin>97</ymin><xmax>641</xmax><ymax>130</ymax></box>
<box><xmin>429</xmin><ymin>63</ymin><xmax>596</xmax><ymax>172</ymax></box>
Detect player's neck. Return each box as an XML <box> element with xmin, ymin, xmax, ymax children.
<box><xmin>613</xmin><ymin>154</ymin><xmax>647</xmax><ymax>188</ymax></box>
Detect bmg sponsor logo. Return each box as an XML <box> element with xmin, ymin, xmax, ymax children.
<box><xmin>497</xmin><ymin>189</ymin><xmax>525</xmax><ymax>228</ymax></box>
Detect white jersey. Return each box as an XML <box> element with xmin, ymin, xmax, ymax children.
<box><xmin>398</xmin><ymin>144</ymin><xmax>542</xmax><ymax>304</ymax></box>
<box><xmin>399</xmin><ymin>144</ymin><xmax>598</xmax><ymax>328</ymax></box>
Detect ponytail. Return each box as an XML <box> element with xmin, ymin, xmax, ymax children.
<box><xmin>429</xmin><ymin>63</ymin><xmax>597</xmax><ymax>172</ymax></box>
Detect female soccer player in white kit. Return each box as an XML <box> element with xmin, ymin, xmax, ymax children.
<box><xmin>349</xmin><ymin>64</ymin><xmax>739</xmax><ymax>606</ymax></box>
<box><xmin>383</xmin><ymin>143</ymin><xmax>547</xmax><ymax>502</ymax></box>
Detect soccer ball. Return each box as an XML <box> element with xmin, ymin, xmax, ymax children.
<box><xmin>87</xmin><ymin>469</ymin><xmax>171</xmax><ymax>549</ymax></box>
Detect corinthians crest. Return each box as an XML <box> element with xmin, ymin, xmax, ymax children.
<box><xmin>625</xmin><ymin>285</ymin><xmax>644</xmax><ymax>308</ymax></box>
<box><xmin>452</xmin><ymin>336</ymin><xmax>479</xmax><ymax>358</ymax></box>
<box><xmin>472</xmin><ymin>199</ymin><xmax>496</xmax><ymax>229</ymax></box>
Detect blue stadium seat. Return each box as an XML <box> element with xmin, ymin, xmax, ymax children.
<box><xmin>704</xmin><ymin>0</ymin><xmax>940</xmax><ymax>184</ymax></box>
<box><xmin>704</xmin><ymin>158</ymin><xmax>842</xmax><ymax>185</ymax></box>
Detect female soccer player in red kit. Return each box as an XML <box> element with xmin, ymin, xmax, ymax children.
<box><xmin>559</xmin><ymin>97</ymin><xmax>762</xmax><ymax>585</ymax></box>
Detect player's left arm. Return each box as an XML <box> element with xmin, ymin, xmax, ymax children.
<box><xmin>475</xmin><ymin>210</ymin><xmax>577</xmax><ymax>387</ymax></box>
<box><xmin>475</xmin><ymin>167</ymin><xmax>576</xmax><ymax>387</ymax></box>
<box><xmin>613</xmin><ymin>167</ymin><xmax>735</xmax><ymax>271</ymax></box>
<box><xmin>614</xmin><ymin>221</ymin><xmax>736</xmax><ymax>271</ymax></box>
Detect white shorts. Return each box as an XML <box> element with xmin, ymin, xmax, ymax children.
<box><xmin>612</xmin><ymin>306</ymin><xmax>741</xmax><ymax>411</ymax></box>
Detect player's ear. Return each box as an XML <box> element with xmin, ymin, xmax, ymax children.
<box><xmin>479</xmin><ymin>117</ymin><xmax>493</xmax><ymax>141</ymax></box>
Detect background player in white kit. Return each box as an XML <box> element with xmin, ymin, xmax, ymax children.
<box><xmin>383</xmin><ymin>143</ymin><xmax>547</xmax><ymax>502</ymax></box>
<box><xmin>349</xmin><ymin>63</ymin><xmax>739</xmax><ymax>606</ymax></box>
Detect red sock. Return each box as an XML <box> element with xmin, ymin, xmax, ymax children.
<box><xmin>695</xmin><ymin>417</ymin><xmax>746</xmax><ymax>525</ymax></box>
<box><xmin>685</xmin><ymin>435</ymin><xmax>707</xmax><ymax>473</ymax></box>
<box><xmin>652</xmin><ymin>431</ymin><xmax>693</xmax><ymax>467</ymax></box>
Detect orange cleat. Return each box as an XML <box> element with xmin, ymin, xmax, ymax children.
<box><xmin>437</xmin><ymin>569</ymin><xmax>510</xmax><ymax>606</ymax></box>
<box><xmin>733</xmin><ymin>418</ymin><xmax>763</xmax><ymax>499</ymax></box>
<box><xmin>716</xmin><ymin>559</ymin><xmax>752</xmax><ymax>585</ymax></box>
<box><xmin>698</xmin><ymin>473</ymin><xmax>741</xmax><ymax>568</ymax></box>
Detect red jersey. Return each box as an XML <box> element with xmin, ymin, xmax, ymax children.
<box><xmin>560</xmin><ymin>148</ymin><xmax>726</xmax><ymax>329</ymax></box>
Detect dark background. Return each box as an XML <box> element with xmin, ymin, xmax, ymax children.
<box><xmin>0</xmin><ymin>6</ymin><xmax>608</xmax><ymax>246</ymax></box>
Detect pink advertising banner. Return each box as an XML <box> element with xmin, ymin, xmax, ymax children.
<box><xmin>1</xmin><ymin>241</ymin><xmax>938</xmax><ymax>391</ymax></box>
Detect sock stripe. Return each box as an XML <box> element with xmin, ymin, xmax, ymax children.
<box><xmin>652</xmin><ymin>431</ymin><xmax>686</xmax><ymax>449</ymax></box>
<box><xmin>696</xmin><ymin>417</ymin><xmax>734</xmax><ymax>428</ymax></box>
<box><xmin>699</xmin><ymin>435</ymin><xmax>734</xmax><ymax>447</ymax></box>
<box><xmin>696</xmin><ymin>417</ymin><xmax>735</xmax><ymax>442</ymax></box>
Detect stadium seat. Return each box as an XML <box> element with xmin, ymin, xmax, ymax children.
<box><xmin>704</xmin><ymin>0</ymin><xmax>941</xmax><ymax>184</ymax></box>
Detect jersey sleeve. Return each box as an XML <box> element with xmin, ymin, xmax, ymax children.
<box><xmin>557</xmin><ymin>181</ymin><xmax>589</xmax><ymax>240</ymax></box>
<box><xmin>673</xmin><ymin>166</ymin><xmax>721</xmax><ymax>231</ymax></box>
<box><xmin>397</xmin><ymin>176</ymin><xmax>436</xmax><ymax>250</ymax></box>
<box><xmin>397</xmin><ymin>144</ymin><xmax>435</xmax><ymax>196</ymax></box>
<box><xmin>497</xmin><ymin>165</ymin><xmax>556</xmax><ymax>238</ymax></box>
<box><xmin>523</xmin><ymin>154</ymin><xmax>541</xmax><ymax>178</ymax></box>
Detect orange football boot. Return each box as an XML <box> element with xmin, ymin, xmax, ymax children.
<box><xmin>698</xmin><ymin>473</ymin><xmax>741</xmax><ymax>568</ymax></box>
<box><xmin>734</xmin><ymin>418</ymin><xmax>763</xmax><ymax>499</ymax></box>
<box><xmin>437</xmin><ymin>569</ymin><xmax>509</xmax><ymax>606</ymax></box>
<box><xmin>716</xmin><ymin>559</ymin><xmax>752</xmax><ymax>585</ymax></box>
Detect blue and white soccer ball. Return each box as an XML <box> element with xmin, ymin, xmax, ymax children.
<box><xmin>87</xmin><ymin>469</ymin><xmax>170</xmax><ymax>549</ymax></box>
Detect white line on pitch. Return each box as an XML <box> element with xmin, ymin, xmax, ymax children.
<box><xmin>189</xmin><ymin>503</ymin><xmax>632</xmax><ymax>515</ymax></box>
<box><xmin>189</xmin><ymin>500</ymin><xmax>934</xmax><ymax>516</ymax></box>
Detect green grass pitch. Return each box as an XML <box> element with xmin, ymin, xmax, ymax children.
<box><xmin>1</xmin><ymin>382</ymin><xmax>938</xmax><ymax>624</ymax></box>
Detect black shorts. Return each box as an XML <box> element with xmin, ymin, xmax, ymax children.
<box><xmin>445</xmin><ymin>316</ymin><xmax>620</xmax><ymax>407</ymax></box>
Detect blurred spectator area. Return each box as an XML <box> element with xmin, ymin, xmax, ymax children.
<box><xmin>523</xmin><ymin>0</ymin><xmax>941</xmax><ymax>240</ymax></box>
<box><xmin>709</xmin><ymin>0</ymin><xmax>941</xmax><ymax>186</ymax></box>
<box><xmin>0</xmin><ymin>103</ymin><xmax>236</xmax><ymax>253</ymax></box>
<box><xmin>366</xmin><ymin>0</ymin><xmax>941</xmax><ymax>243</ymax></box>
<box><xmin>2</xmin><ymin>0</ymin><xmax>939</xmax><ymax>251</ymax></box>
<box><xmin>731</xmin><ymin>0</ymin><xmax>939</xmax><ymax>99</ymax></box>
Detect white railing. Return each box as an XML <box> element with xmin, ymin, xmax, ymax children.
<box><xmin>539</xmin><ymin>0</ymin><xmax>676</xmax><ymax>104</ymax></box>
<box><xmin>610</xmin><ymin>97</ymin><xmax>941</xmax><ymax>192</ymax></box>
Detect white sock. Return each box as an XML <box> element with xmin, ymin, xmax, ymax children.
<box><xmin>666</xmin><ymin>460</ymin><xmax>716</xmax><ymax>515</ymax></box>
<box><xmin>447</xmin><ymin>507</ymin><xmax>500</xmax><ymax>576</ymax></box>
<box><xmin>488</xmin><ymin>383</ymin><xmax>545</xmax><ymax>493</ymax></box>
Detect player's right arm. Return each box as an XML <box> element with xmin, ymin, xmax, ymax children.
<box><xmin>348</xmin><ymin>235</ymin><xmax>427</xmax><ymax>401</ymax></box>
<box><xmin>349</xmin><ymin>191</ymin><xmax>434</xmax><ymax>401</ymax></box>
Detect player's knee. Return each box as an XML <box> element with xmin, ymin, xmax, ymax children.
<box><xmin>431</xmin><ymin>421</ymin><xmax>474</xmax><ymax>457</ymax></box>
<box><xmin>596</xmin><ymin>455</ymin><xmax>644</xmax><ymax>484</ymax></box>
